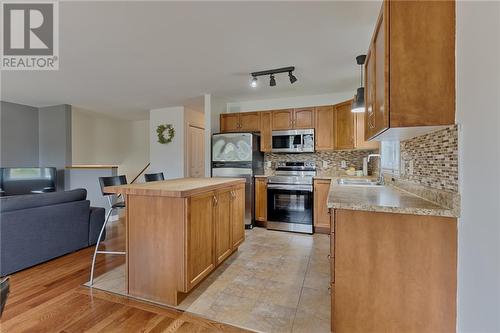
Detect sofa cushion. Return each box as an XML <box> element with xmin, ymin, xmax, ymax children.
<box><xmin>0</xmin><ymin>189</ymin><xmax>87</xmax><ymax>213</ymax></box>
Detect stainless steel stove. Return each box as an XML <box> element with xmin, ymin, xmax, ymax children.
<box><xmin>267</xmin><ymin>161</ymin><xmax>316</xmax><ymax>234</ymax></box>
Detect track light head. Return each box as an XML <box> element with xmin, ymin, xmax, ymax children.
<box><xmin>288</xmin><ymin>71</ymin><xmax>297</xmax><ymax>84</ymax></box>
<box><xmin>250</xmin><ymin>76</ymin><xmax>258</xmax><ymax>88</ymax></box>
<box><xmin>269</xmin><ymin>74</ymin><xmax>276</xmax><ymax>87</ymax></box>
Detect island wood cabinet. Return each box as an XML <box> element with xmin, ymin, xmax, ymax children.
<box><xmin>365</xmin><ymin>1</ymin><xmax>455</xmax><ymax>141</ymax></box>
<box><xmin>313</xmin><ymin>179</ymin><xmax>331</xmax><ymax>233</ymax></box>
<box><xmin>220</xmin><ymin>112</ymin><xmax>261</xmax><ymax>132</ymax></box>
<box><xmin>272</xmin><ymin>108</ymin><xmax>315</xmax><ymax>130</ymax></box>
<box><xmin>254</xmin><ymin>177</ymin><xmax>267</xmax><ymax>223</ymax></box>
<box><xmin>330</xmin><ymin>209</ymin><xmax>457</xmax><ymax>332</ymax></box>
<box><xmin>114</xmin><ymin>178</ymin><xmax>246</xmax><ymax>307</ymax></box>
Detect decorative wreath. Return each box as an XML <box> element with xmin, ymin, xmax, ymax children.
<box><xmin>156</xmin><ymin>124</ymin><xmax>175</xmax><ymax>144</ymax></box>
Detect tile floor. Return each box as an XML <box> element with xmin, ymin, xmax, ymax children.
<box><xmin>88</xmin><ymin>227</ymin><xmax>331</xmax><ymax>333</ymax></box>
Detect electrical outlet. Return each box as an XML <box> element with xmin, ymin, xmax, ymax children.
<box><xmin>322</xmin><ymin>161</ymin><xmax>328</xmax><ymax>168</ymax></box>
<box><xmin>341</xmin><ymin>160</ymin><xmax>347</xmax><ymax>169</ymax></box>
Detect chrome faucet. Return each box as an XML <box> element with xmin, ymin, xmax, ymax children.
<box><xmin>367</xmin><ymin>153</ymin><xmax>384</xmax><ymax>184</ymax></box>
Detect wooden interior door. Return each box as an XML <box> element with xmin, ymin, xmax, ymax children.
<box><xmin>313</xmin><ymin>179</ymin><xmax>331</xmax><ymax>233</ymax></box>
<box><xmin>186</xmin><ymin>192</ymin><xmax>215</xmax><ymax>290</ymax></box>
<box><xmin>272</xmin><ymin>109</ymin><xmax>293</xmax><ymax>130</ymax></box>
<box><xmin>334</xmin><ymin>101</ymin><xmax>355</xmax><ymax>150</ymax></box>
<box><xmin>215</xmin><ymin>189</ymin><xmax>232</xmax><ymax>265</ymax></box>
<box><xmin>230</xmin><ymin>185</ymin><xmax>245</xmax><ymax>249</ymax></box>
<box><xmin>220</xmin><ymin>114</ymin><xmax>240</xmax><ymax>132</ymax></box>
<box><xmin>293</xmin><ymin>108</ymin><xmax>315</xmax><ymax>128</ymax></box>
<box><xmin>239</xmin><ymin>112</ymin><xmax>261</xmax><ymax>132</ymax></box>
<box><xmin>254</xmin><ymin>177</ymin><xmax>267</xmax><ymax>222</ymax></box>
<box><xmin>260</xmin><ymin>112</ymin><xmax>272</xmax><ymax>152</ymax></box>
<box><xmin>315</xmin><ymin>105</ymin><xmax>335</xmax><ymax>151</ymax></box>
<box><xmin>187</xmin><ymin>125</ymin><xmax>205</xmax><ymax>178</ymax></box>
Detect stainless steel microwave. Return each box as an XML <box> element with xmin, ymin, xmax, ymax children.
<box><xmin>271</xmin><ymin>129</ymin><xmax>315</xmax><ymax>153</ymax></box>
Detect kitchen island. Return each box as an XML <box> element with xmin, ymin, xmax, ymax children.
<box><xmin>104</xmin><ymin>177</ymin><xmax>246</xmax><ymax>306</ymax></box>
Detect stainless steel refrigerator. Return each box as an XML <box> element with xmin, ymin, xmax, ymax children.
<box><xmin>211</xmin><ymin>133</ymin><xmax>264</xmax><ymax>228</ymax></box>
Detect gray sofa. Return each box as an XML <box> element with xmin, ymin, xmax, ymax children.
<box><xmin>0</xmin><ymin>189</ymin><xmax>105</xmax><ymax>276</ymax></box>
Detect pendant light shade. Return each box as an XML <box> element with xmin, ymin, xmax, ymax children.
<box><xmin>351</xmin><ymin>55</ymin><xmax>366</xmax><ymax>113</ymax></box>
<box><xmin>351</xmin><ymin>87</ymin><xmax>365</xmax><ymax>113</ymax></box>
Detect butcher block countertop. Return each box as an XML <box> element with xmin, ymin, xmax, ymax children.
<box><xmin>104</xmin><ymin>177</ymin><xmax>245</xmax><ymax>197</ymax></box>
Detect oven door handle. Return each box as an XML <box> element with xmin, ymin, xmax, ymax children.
<box><xmin>267</xmin><ymin>184</ymin><xmax>313</xmax><ymax>192</ymax></box>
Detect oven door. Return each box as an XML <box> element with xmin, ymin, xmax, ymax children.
<box><xmin>267</xmin><ymin>183</ymin><xmax>313</xmax><ymax>233</ymax></box>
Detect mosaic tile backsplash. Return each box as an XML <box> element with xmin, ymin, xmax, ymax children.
<box><xmin>264</xmin><ymin>149</ymin><xmax>379</xmax><ymax>176</ymax></box>
<box><xmin>399</xmin><ymin>125</ymin><xmax>458</xmax><ymax>193</ymax></box>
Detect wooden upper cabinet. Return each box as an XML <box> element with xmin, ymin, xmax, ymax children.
<box><xmin>334</xmin><ymin>101</ymin><xmax>355</xmax><ymax>150</ymax></box>
<box><xmin>260</xmin><ymin>112</ymin><xmax>272</xmax><ymax>152</ymax></box>
<box><xmin>239</xmin><ymin>112</ymin><xmax>261</xmax><ymax>132</ymax></box>
<box><xmin>294</xmin><ymin>108</ymin><xmax>315</xmax><ymax>129</ymax></box>
<box><xmin>272</xmin><ymin>109</ymin><xmax>294</xmax><ymax>130</ymax></box>
<box><xmin>186</xmin><ymin>191</ymin><xmax>215</xmax><ymax>290</ymax></box>
<box><xmin>355</xmin><ymin>112</ymin><xmax>380</xmax><ymax>150</ymax></box>
<box><xmin>365</xmin><ymin>1</ymin><xmax>455</xmax><ymax>141</ymax></box>
<box><xmin>315</xmin><ymin>105</ymin><xmax>335</xmax><ymax>151</ymax></box>
<box><xmin>254</xmin><ymin>177</ymin><xmax>267</xmax><ymax>222</ymax></box>
<box><xmin>220</xmin><ymin>112</ymin><xmax>260</xmax><ymax>132</ymax></box>
<box><xmin>220</xmin><ymin>114</ymin><xmax>240</xmax><ymax>133</ymax></box>
<box><xmin>230</xmin><ymin>185</ymin><xmax>245</xmax><ymax>249</ymax></box>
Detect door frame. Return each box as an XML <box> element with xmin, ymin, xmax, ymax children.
<box><xmin>185</xmin><ymin>122</ymin><xmax>206</xmax><ymax>177</ymax></box>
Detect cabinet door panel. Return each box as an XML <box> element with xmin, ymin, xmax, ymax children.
<box><xmin>313</xmin><ymin>180</ymin><xmax>331</xmax><ymax>233</ymax></box>
<box><xmin>260</xmin><ymin>112</ymin><xmax>272</xmax><ymax>152</ymax></box>
<box><xmin>187</xmin><ymin>192</ymin><xmax>215</xmax><ymax>289</ymax></box>
<box><xmin>220</xmin><ymin>114</ymin><xmax>240</xmax><ymax>133</ymax></box>
<box><xmin>315</xmin><ymin>106</ymin><xmax>335</xmax><ymax>151</ymax></box>
<box><xmin>215</xmin><ymin>190</ymin><xmax>232</xmax><ymax>265</ymax></box>
<box><xmin>272</xmin><ymin>110</ymin><xmax>293</xmax><ymax>130</ymax></box>
<box><xmin>231</xmin><ymin>185</ymin><xmax>245</xmax><ymax>249</ymax></box>
<box><xmin>239</xmin><ymin>112</ymin><xmax>261</xmax><ymax>132</ymax></box>
<box><xmin>255</xmin><ymin>178</ymin><xmax>267</xmax><ymax>222</ymax></box>
<box><xmin>374</xmin><ymin>9</ymin><xmax>389</xmax><ymax>136</ymax></box>
<box><xmin>355</xmin><ymin>112</ymin><xmax>380</xmax><ymax>150</ymax></box>
<box><xmin>365</xmin><ymin>46</ymin><xmax>376</xmax><ymax>140</ymax></box>
<box><xmin>294</xmin><ymin>108</ymin><xmax>315</xmax><ymax>128</ymax></box>
<box><xmin>335</xmin><ymin>101</ymin><xmax>355</xmax><ymax>150</ymax></box>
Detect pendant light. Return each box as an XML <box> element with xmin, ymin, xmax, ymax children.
<box><xmin>351</xmin><ymin>55</ymin><xmax>366</xmax><ymax>113</ymax></box>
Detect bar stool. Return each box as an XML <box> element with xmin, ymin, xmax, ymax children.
<box><xmin>144</xmin><ymin>172</ymin><xmax>165</xmax><ymax>182</ymax></box>
<box><xmin>89</xmin><ymin>175</ymin><xmax>127</xmax><ymax>286</ymax></box>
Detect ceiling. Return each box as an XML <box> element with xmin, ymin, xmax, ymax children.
<box><xmin>1</xmin><ymin>1</ymin><xmax>381</xmax><ymax>120</ymax></box>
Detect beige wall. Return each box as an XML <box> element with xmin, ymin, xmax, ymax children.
<box><xmin>71</xmin><ymin>107</ymin><xmax>149</xmax><ymax>181</ymax></box>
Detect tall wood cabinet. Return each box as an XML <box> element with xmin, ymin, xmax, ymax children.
<box><xmin>365</xmin><ymin>1</ymin><xmax>455</xmax><ymax>141</ymax></box>
<box><xmin>254</xmin><ymin>177</ymin><xmax>267</xmax><ymax>223</ymax></box>
<box><xmin>334</xmin><ymin>101</ymin><xmax>355</xmax><ymax>150</ymax></box>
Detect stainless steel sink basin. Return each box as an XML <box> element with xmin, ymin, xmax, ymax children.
<box><xmin>337</xmin><ymin>178</ymin><xmax>383</xmax><ymax>186</ymax></box>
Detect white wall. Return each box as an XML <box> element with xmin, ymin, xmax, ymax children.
<box><xmin>226</xmin><ymin>91</ymin><xmax>354</xmax><ymax>113</ymax></box>
<box><xmin>149</xmin><ymin>106</ymin><xmax>185</xmax><ymax>179</ymax></box>
<box><xmin>71</xmin><ymin>107</ymin><xmax>149</xmax><ymax>181</ymax></box>
<box><xmin>456</xmin><ymin>2</ymin><xmax>500</xmax><ymax>332</ymax></box>
<box><xmin>204</xmin><ymin>94</ymin><xmax>227</xmax><ymax>176</ymax></box>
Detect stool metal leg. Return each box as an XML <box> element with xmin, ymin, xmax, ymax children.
<box><xmin>89</xmin><ymin>208</ymin><xmax>125</xmax><ymax>286</ymax></box>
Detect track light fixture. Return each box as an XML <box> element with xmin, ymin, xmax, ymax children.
<box><xmin>251</xmin><ymin>76</ymin><xmax>258</xmax><ymax>88</ymax></box>
<box><xmin>250</xmin><ymin>66</ymin><xmax>297</xmax><ymax>87</ymax></box>
<box><xmin>270</xmin><ymin>74</ymin><xmax>276</xmax><ymax>87</ymax></box>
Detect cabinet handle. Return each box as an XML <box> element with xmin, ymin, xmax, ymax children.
<box><xmin>328</xmin><ymin>286</ymin><xmax>332</xmax><ymax>295</ymax></box>
<box><xmin>327</xmin><ymin>254</ymin><xmax>331</xmax><ymax>259</ymax></box>
<box><xmin>213</xmin><ymin>195</ymin><xmax>218</xmax><ymax>206</ymax></box>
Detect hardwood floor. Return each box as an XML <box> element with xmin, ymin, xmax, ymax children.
<box><xmin>0</xmin><ymin>218</ymin><xmax>249</xmax><ymax>332</ymax></box>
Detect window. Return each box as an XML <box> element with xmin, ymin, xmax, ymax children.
<box><xmin>380</xmin><ymin>141</ymin><xmax>400</xmax><ymax>175</ymax></box>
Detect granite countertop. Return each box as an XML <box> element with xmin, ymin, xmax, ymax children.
<box><xmin>327</xmin><ymin>180</ymin><xmax>458</xmax><ymax>218</ymax></box>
